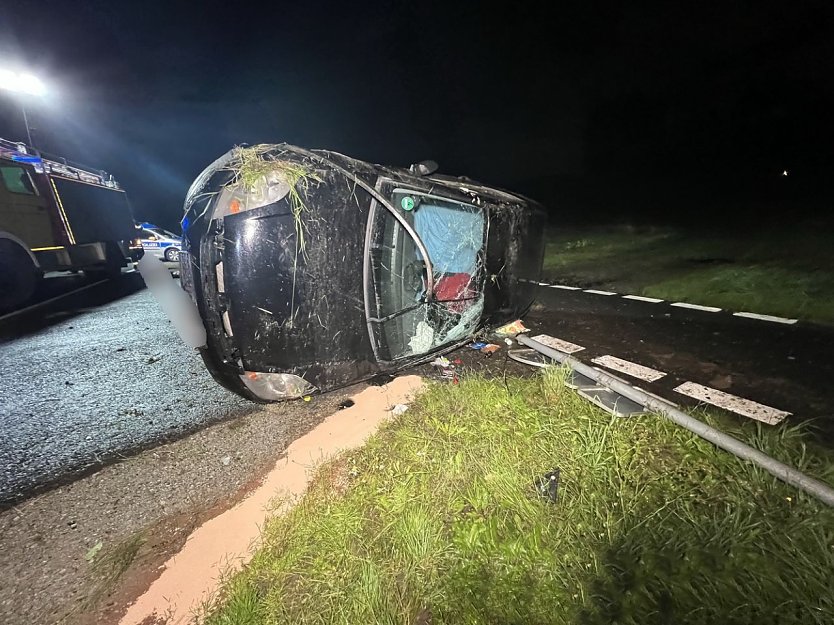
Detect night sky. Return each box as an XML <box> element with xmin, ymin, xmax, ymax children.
<box><xmin>1</xmin><ymin>1</ymin><xmax>832</xmax><ymax>230</ymax></box>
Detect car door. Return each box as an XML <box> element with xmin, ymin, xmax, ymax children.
<box><xmin>364</xmin><ymin>181</ymin><xmax>487</xmax><ymax>362</ymax></box>
<box><xmin>0</xmin><ymin>164</ymin><xmax>54</xmax><ymax>248</ymax></box>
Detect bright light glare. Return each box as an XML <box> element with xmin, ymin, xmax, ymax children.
<box><xmin>0</xmin><ymin>69</ymin><xmax>46</xmax><ymax>96</ymax></box>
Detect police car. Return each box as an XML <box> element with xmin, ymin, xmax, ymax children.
<box><xmin>137</xmin><ymin>222</ymin><xmax>182</xmax><ymax>262</ymax></box>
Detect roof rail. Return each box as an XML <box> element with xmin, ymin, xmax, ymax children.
<box><xmin>0</xmin><ymin>136</ymin><xmax>121</xmax><ymax>189</ymax></box>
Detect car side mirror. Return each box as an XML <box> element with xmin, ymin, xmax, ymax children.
<box><xmin>409</xmin><ymin>160</ymin><xmax>439</xmax><ymax>176</ymax></box>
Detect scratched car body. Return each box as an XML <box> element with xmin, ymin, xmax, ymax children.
<box><xmin>178</xmin><ymin>144</ymin><xmax>545</xmax><ymax>402</ymax></box>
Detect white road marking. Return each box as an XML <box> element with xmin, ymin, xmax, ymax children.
<box><xmin>537</xmin><ymin>281</ymin><xmax>551</xmax><ymax>286</ymax></box>
<box><xmin>529</xmin><ymin>334</ymin><xmax>585</xmax><ymax>354</ymax></box>
<box><xmin>733</xmin><ymin>312</ymin><xmax>797</xmax><ymax>325</ymax></box>
<box><xmin>591</xmin><ymin>366</ymin><xmax>634</xmax><ymax>386</ymax></box>
<box><xmin>670</xmin><ymin>302</ymin><xmax>722</xmax><ymax>312</ymax></box>
<box><xmin>549</xmin><ymin>284</ymin><xmax>581</xmax><ymax>290</ymax></box>
<box><xmin>584</xmin><ymin>289</ymin><xmax>617</xmax><ymax>296</ymax></box>
<box><xmin>591</xmin><ymin>355</ymin><xmax>666</xmax><ymax>382</ymax></box>
<box><xmin>622</xmin><ymin>294</ymin><xmax>664</xmax><ymax>303</ymax></box>
<box><xmin>634</xmin><ymin>386</ymin><xmax>680</xmax><ymax>407</ymax></box>
<box><xmin>673</xmin><ymin>381</ymin><xmax>791</xmax><ymax>425</ymax></box>
<box><xmin>0</xmin><ymin>279</ymin><xmax>109</xmax><ymax>323</ymax></box>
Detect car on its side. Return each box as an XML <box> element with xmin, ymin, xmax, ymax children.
<box><xmin>137</xmin><ymin>222</ymin><xmax>182</xmax><ymax>262</ymax></box>
<box><xmin>157</xmin><ymin>144</ymin><xmax>545</xmax><ymax>402</ymax></box>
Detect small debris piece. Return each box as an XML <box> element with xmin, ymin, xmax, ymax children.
<box><xmin>147</xmin><ymin>356</ymin><xmax>162</xmax><ymax>364</ymax></box>
<box><xmin>469</xmin><ymin>342</ymin><xmax>488</xmax><ymax>350</ymax></box>
<box><xmin>67</xmin><ymin>520</ymin><xmax>77</xmax><ymax>530</ymax></box>
<box><xmin>480</xmin><ymin>344</ymin><xmax>500</xmax><ymax>356</ymax></box>
<box><xmin>64</xmin><ymin>381</ymin><xmax>74</xmax><ymax>386</ymax></box>
<box><xmin>392</xmin><ymin>403</ymin><xmax>409</xmax><ymax>416</ymax></box>
<box><xmin>115</xmin><ymin>347</ymin><xmax>126</xmax><ymax>352</ymax></box>
<box><xmin>338</xmin><ymin>399</ymin><xmax>355</xmax><ymax>410</ymax></box>
<box><xmin>368</xmin><ymin>374</ymin><xmax>395</xmax><ymax>386</ymax></box>
<box><xmin>303</xmin><ymin>396</ymin><xmax>312</xmax><ymax>402</ymax></box>
<box><xmin>431</xmin><ymin>356</ymin><xmax>451</xmax><ymax>368</ymax></box>
<box><xmin>494</xmin><ymin>319</ymin><xmax>529</xmax><ymax>338</ymax></box>
<box><xmin>534</xmin><ymin>468</ymin><xmax>561</xmax><ymax>503</ymax></box>
<box><xmin>221</xmin><ymin>455</ymin><xmax>231</xmax><ymax>466</ymax></box>
<box><xmin>85</xmin><ymin>541</ymin><xmax>103</xmax><ymax>563</ymax></box>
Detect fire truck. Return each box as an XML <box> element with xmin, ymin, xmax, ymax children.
<box><xmin>0</xmin><ymin>137</ymin><xmax>143</xmax><ymax>310</ymax></box>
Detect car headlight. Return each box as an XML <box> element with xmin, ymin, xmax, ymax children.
<box><xmin>240</xmin><ymin>371</ymin><xmax>317</xmax><ymax>401</ymax></box>
<box><xmin>213</xmin><ymin>171</ymin><xmax>292</xmax><ymax>220</ymax></box>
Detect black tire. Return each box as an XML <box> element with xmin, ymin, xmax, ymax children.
<box><xmin>0</xmin><ymin>239</ymin><xmax>40</xmax><ymax>311</ymax></box>
<box><xmin>164</xmin><ymin>247</ymin><xmax>180</xmax><ymax>262</ymax></box>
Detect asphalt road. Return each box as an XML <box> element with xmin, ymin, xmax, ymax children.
<box><xmin>2</xmin><ymin>272</ymin><xmax>833</xmax><ymax>504</ymax></box>
<box><xmin>526</xmin><ymin>286</ymin><xmax>834</xmax><ymax>437</ymax></box>
<box><xmin>0</xmin><ymin>271</ymin><xmax>253</xmax><ymax>504</ymax></box>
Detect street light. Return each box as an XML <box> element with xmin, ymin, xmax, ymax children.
<box><xmin>0</xmin><ymin>68</ymin><xmax>47</xmax><ymax>147</ymax></box>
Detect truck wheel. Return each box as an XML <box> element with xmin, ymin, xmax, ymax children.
<box><xmin>0</xmin><ymin>239</ymin><xmax>40</xmax><ymax>311</ymax></box>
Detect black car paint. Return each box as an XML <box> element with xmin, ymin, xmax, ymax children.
<box><xmin>180</xmin><ymin>145</ymin><xmax>545</xmax><ymax>401</ymax></box>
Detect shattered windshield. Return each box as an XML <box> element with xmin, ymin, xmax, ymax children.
<box><xmin>367</xmin><ymin>188</ymin><xmax>485</xmax><ymax>361</ymax></box>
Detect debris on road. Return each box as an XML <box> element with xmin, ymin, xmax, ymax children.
<box><xmin>469</xmin><ymin>341</ymin><xmax>501</xmax><ymax>356</ymax></box>
<box><xmin>84</xmin><ymin>541</ymin><xmax>103</xmax><ymax>563</ymax></box>
<box><xmin>391</xmin><ymin>403</ymin><xmax>409</xmax><ymax>416</ymax></box>
<box><xmin>494</xmin><ymin>319</ymin><xmax>529</xmax><ymax>338</ymax></box>
<box><xmin>533</xmin><ymin>468</ymin><xmax>561</xmax><ymax>504</ymax></box>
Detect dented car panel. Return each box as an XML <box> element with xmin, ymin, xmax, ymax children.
<box><xmin>179</xmin><ymin>144</ymin><xmax>544</xmax><ymax>402</ymax></box>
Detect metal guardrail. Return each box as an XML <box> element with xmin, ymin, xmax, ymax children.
<box><xmin>517</xmin><ymin>333</ymin><xmax>834</xmax><ymax>507</ymax></box>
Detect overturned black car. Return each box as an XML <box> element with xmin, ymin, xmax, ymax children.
<box><xmin>176</xmin><ymin>144</ymin><xmax>545</xmax><ymax>402</ymax></box>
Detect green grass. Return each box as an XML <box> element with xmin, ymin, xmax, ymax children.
<box><xmin>203</xmin><ymin>372</ymin><xmax>834</xmax><ymax>625</ymax></box>
<box><xmin>542</xmin><ymin>226</ymin><xmax>834</xmax><ymax>324</ymax></box>
<box><xmin>643</xmin><ymin>265</ymin><xmax>834</xmax><ymax>321</ymax></box>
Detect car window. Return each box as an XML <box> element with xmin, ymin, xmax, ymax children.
<box><xmin>367</xmin><ymin>189</ymin><xmax>486</xmax><ymax>361</ymax></box>
<box><xmin>0</xmin><ymin>166</ymin><xmax>38</xmax><ymax>195</ymax></box>
<box><xmin>141</xmin><ymin>229</ymin><xmax>158</xmax><ymax>238</ymax></box>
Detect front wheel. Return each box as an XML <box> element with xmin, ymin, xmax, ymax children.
<box><xmin>164</xmin><ymin>247</ymin><xmax>180</xmax><ymax>262</ymax></box>
<box><xmin>0</xmin><ymin>239</ymin><xmax>41</xmax><ymax>311</ymax></box>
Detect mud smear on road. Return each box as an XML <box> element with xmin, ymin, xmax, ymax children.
<box><xmin>77</xmin><ymin>461</ymin><xmax>281</xmax><ymax>625</ymax></box>
<box><xmin>117</xmin><ymin>375</ymin><xmax>424</xmax><ymax>625</ymax></box>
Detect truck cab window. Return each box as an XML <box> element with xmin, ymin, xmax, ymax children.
<box><xmin>0</xmin><ymin>166</ymin><xmax>38</xmax><ymax>196</ymax></box>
